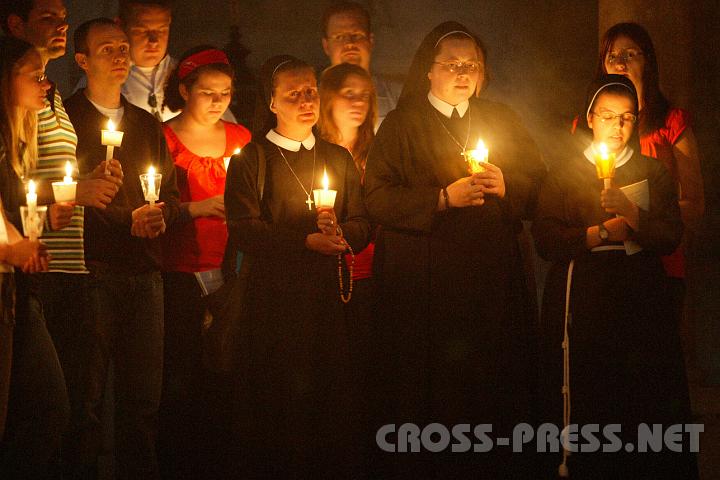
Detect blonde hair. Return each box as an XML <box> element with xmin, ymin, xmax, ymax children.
<box><xmin>0</xmin><ymin>38</ymin><xmax>39</xmax><ymax>178</ymax></box>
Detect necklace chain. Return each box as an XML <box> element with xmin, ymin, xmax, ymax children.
<box><xmin>432</xmin><ymin>108</ymin><xmax>472</xmax><ymax>155</ymax></box>
<box><xmin>276</xmin><ymin>145</ymin><xmax>316</xmax><ymax>210</ymax></box>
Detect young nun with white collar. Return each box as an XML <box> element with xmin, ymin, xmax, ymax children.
<box><xmin>364</xmin><ymin>21</ymin><xmax>545</xmax><ymax>479</ymax></box>
<box><xmin>224</xmin><ymin>55</ymin><xmax>370</xmax><ymax>478</ymax></box>
<box><xmin>533</xmin><ymin>74</ymin><xmax>696</xmax><ymax>479</ymax></box>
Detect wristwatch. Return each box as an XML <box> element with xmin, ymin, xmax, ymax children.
<box><xmin>597</xmin><ymin>222</ymin><xmax>609</xmax><ymax>241</ymax></box>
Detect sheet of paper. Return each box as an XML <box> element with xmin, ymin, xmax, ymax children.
<box><xmin>620</xmin><ymin>179</ymin><xmax>649</xmax><ymax>255</ymax></box>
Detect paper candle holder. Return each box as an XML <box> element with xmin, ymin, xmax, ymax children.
<box><xmin>20</xmin><ymin>205</ymin><xmax>47</xmax><ymax>241</ymax></box>
<box><xmin>139</xmin><ymin>172</ymin><xmax>162</xmax><ymax>204</ymax></box>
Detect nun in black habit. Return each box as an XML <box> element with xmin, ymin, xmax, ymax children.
<box><xmin>225</xmin><ymin>55</ymin><xmax>370</xmax><ymax>478</ymax></box>
<box><xmin>364</xmin><ymin>21</ymin><xmax>546</xmax><ymax>478</ymax></box>
<box><xmin>533</xmin><ymin>75</ymin><xmax>697</xmax><ymax>479</ymax></box>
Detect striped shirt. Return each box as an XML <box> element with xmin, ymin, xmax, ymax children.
<box><xmin>36</xmin><ymin>87</ymin><xmax>87</xmax><ymax>273</ymax></box>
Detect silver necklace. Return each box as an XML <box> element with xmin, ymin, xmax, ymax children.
<box><xmin>432</xmin><ymin>108</ymin><xmax>472</xmax><ymax>155</ymax></box>
<box><xmin>276</xmin><ymin>145</ymin><xmax>316</xmax><ymax>210</ymax></box>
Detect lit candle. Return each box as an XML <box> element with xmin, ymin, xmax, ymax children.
<box><xmin>101</xmin><ymin>119</ymin><xmax>124</xmax><ymax>175</ymax></box>
<box><xmin>464</xmin><ymin>139</ymin><xmax>489</xmax><ymax>174</ymax></box>
<box><xmin>594</xmin><ymin>143</ymin><xmax>616</xmax><ymax>189</ymax></box>
<box><xmin>140</xmin><ymin>166</ymin><xmax>162</xmax><ymax>207</ymax></box>
<box><xmin>224</xmin><ymin>147</ymin><xmax>241</xmax><ymax>171</ymax></box>
<box><xmin>52</xmin><ymin>161</ymin><xmax>77</xmax><ymax>203</ymax></box>
<box><xmin>26</xmin><ymin>180</ymin><xmax>38</xmax><ymax>241</ymax></box>
<box><xmin>313</xmin><ymin>168</ymin><xmax>338</xmax><ymax>209</ymax></box>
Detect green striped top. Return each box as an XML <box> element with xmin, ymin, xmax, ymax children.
<box><xmin>36</xmin><ymin>88</ymin><xmax>87</xmax><ymax>273</ymax></box>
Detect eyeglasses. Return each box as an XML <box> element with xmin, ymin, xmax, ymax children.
<box><xmin>591</xmin><ymin>110</ymin><xmax>637</xmax><ymax>124</ymax></box>
<box><xmin>606</xmin><ymin>50</ymin><xmax>643</xmax><ymax>65</ymax></box>
<box><xmin>328</xmin><ymin>32</ymin><xmax>368</xmax><ymax>44</ymax></box>
<box><xmin>433</xmin><ymin>61</ymin><xmax>481</xmax><ymax>74</ymax></box>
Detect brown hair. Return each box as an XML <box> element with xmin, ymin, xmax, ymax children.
<box><xmin>163</xmin><ymin>45</ymin><xmax>234</xmax><ymax>113</ymax></box>
<box><xmin>0</xmin><ymin>36</ymin><xmax>38</xmax><ymax>178</ymax></box>
<box><xmin>320</xmin><ymin>1</ymin><xmax>370</xmax><ymax>37</ymax></box>
<box><xmin>318</xmin><ymin>63</ymin><xmax>376</xmax><ymax>172</ymax></box>
<box><xmin>596</xmin><ymin>22</ymin><xmax>669</xmax><ymax>135</ymax></box>
<box><xmin>118</xmin><ymin>0</ymin><xmax>172</xmax><ymax>26</ymax></box>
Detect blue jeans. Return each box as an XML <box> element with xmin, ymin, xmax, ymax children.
<box><xmin>85</xmin><ymin>270</ymin><xmax>164</xmax><ymax>480</ymax></box>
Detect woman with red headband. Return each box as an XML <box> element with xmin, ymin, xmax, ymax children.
<box><xmin>158</xmin><ymin>45</ymin><xmax>250</xmax><ymax>478</ymax></box>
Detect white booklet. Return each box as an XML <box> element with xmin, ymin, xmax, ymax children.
<box><xmin>194</xmin><ymin>268</ymin><xmax>225</xmax><ymax>296</ymax></box>
<box><xmin>620</xmin><ymin>179</ymin><xmax>649</xmax><ymax>255</ymax></box>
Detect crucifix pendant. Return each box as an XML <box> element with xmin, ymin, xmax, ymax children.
<box><xmin>305</xmin><ymin>195</ymin><xmax>314</xmax><ymax>211</ymax></box>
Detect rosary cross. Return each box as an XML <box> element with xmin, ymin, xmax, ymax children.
<box><xmin>305</xmin><ymin>195</ymin><xmax>314</xmax><ymax>211</ymax></box>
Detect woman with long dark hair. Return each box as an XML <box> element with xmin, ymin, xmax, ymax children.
<box><xmin>226</xmin><ymin>55</ymin><xmax>369</xmax><ymax>478</ymax></box>
<box><xmin>596</xmin><ymin>22</ymin><xmax>704</xmax><ymax>288</ymax></box>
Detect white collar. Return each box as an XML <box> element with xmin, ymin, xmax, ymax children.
<box><xmin>427</xmin><ymin>91</ymin><xmax>469</xmax><ymax>119</ymax></box>
<box><xmin>266</xmin><ymin>129</ymin><xmax>316</xmax><ymax>152</ymax></box>
<box><xmin>583</xmin><ymin>143</ymin><xmax>633</xmax><ymax>170</ymax></box>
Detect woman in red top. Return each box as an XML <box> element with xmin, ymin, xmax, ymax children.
<box><xmin>158</xmin><ymin>46</ymin><xmax>250</xmax><ymax>478</ymax></box>
<box><xmin>596</xmin><ymin>23</ymin><xmax>705</xmax><ymax>279</ymax></box>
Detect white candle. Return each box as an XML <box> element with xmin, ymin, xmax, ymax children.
<box><xmin>313</xmin><ymin>168</ymin><xmax>337</xmax><ymax>209</ymax></box>
<box><xmin>52</xmin><ymin>161</ymin><xmax>77</xmax><ymax>203</ymax></box>
<box><xmin>63</xmin><ymin>161</ymin><xmax>73</xmax><ymax>183</ymax></box>
<box><xmin>101</xmin><ymin>119</ymin><xmax>124</xmax><ymax>174</ymax></box>
<box><xmin>224</xmin><ymin>147</ymin><xmax>241</xmax><ymax>171</ymax></box>
<box><xmin>464</xmin><ymin>139</ymin><xmax>489</xmax><ymax>174</ymax></box>
<box><xmin>147</xmin><ymin>166</ymin><xmax>157</xmax><ymax>205</ymax></box>
<box><xmin>26</xmin><ymin>180</ymin><xmax>38</xmax><ymax>241</ymax></box>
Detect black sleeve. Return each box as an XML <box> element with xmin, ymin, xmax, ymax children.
<box><xmin>629</xmin><ymin>159</ymin><xmax>683</xmax><ymax>255</ymax></box>
<box><xmin>336</xmin><ymin>148</ymin><xmax>370</xmax><ymax>254</ymax></box>
<box><xmin>492</xmin><ymin>104</ymin><xmax>547</xmax><ymax>222</ymax></box>
<box><xmin>363</xmin><ymin>110</ymin><xmax>441</xmax><ymax>233</ymax></box>
<box><xmin>532</xmin><ymin>172</ymin><xmax>588</xmax><ymax>263</ymax></box>
<box><xmin>224</xmin><ymin>143</ymin><xmax>308</xmax><ymax>257</ymax></box>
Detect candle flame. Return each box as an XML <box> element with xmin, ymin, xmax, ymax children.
<box><xmin>476</xmin><ymin>139</ymin><xmax>487</xmax><ymax>151</ymax></box>
<box><xmin>233</xmin><ymin>148</ymin><xmax>241</xmax><ymax>155</ymax></box>
<box><xmin>65</xmin><ymin>161</ymin><xmax>73</xmax><ymax>179</ymax></box>
<box><xmin>322</xmin><ymin>169</ymin><xmax>329</xmax><ymax>191</ymax></box>
<box><xmin>107</xmin><ymin>119</ymin><xmax>116</xmax><ymax>132</ymax></box>
<box><xmin>598</xmin><ymin>142</ymin><xmax>609</xmax><ymax>159</ymax></box>
<box><xmin>28</xmin><ymin>180</ymin><xmax>36</xmax><ymax>195</ymax></box>
<box><xmin>148</xmin><ymin>165</ymin><xmax>156</xmax><ymax>176</ymax></box>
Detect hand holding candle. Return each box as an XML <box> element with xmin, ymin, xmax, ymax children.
<box><xmin>464</xmin><ymin>139</ymin><xmax>489</xmax><ymax>174</ymax></box>
<box><xmin>22</xmin><ymin>180</ymin><xmax>47</xmax><ymax>242</ymax></box>
<box><xmin>101</xmin><ymin>119</ymin><xmax>124</xmax><ymax>175</ymax></box>
<box><xmin>51</xmin><ymin>161</ymin><xmax>77</xmax><ymax>203</ymax></box>
<box><xmin>594</xmin><ymin>143</ymin><xmax>616</xmax><ymax>189</ymax></box>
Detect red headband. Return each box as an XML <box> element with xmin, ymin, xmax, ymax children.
<box><xmin>178</xmin><ymin>49</ymin><xmax>230</xmax><ymax>80</ymax></box>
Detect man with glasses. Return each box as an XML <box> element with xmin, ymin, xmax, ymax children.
<box><xmin>320</xmin><ymin>1</ymin><xmax>401</xmax><ymax>127</ymax></box>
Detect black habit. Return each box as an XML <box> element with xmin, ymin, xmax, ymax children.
<box><xmin>533</xmin><ymin>149</ymin><xmax>697</xmax><ymax>479</ymax></box>
<box><xmin>364</xmin><ymin>94</ymin><xmax>545</xmax><ymax>478</ymax></box>
<box><xmin>224</xmin><ymin>136</ymin><xmax>370</xmax><ymax>478</ymax></box>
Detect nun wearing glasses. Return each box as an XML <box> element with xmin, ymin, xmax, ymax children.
<box><xmin>364</xmin><ymin>21</ymin><xmax>545</xmax><ymax>478</ymax></box>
